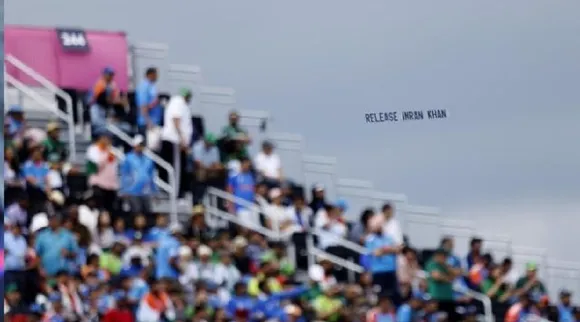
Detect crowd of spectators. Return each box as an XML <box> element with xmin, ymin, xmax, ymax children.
<box><xmin>3</xmin><ymin>66</ymin><xmax>580</xmax><ymax>322</ymax></box>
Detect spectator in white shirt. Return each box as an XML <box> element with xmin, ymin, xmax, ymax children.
<box><xmin>254</xmin><ymin>141</ymin><xmax>282</xmax><ymax>186</ymax></box>
<box><xmin>214</xmin><ymin>252</ymin><xmax>241</xmax><ymax>291</ymax></box>
<box><xmin>122</xmin><ymin>232</ymin><xmax>152</xmax><ymax>267</ymax></box>
<box><xmin>264</xmin><ymin>188</ymin><xmax>294</xmax><ymax>234</ymax></box>
<box><xmin>381</xmin><ymin>203</ymin><xmax>404</xmax><ymax>245</ymax></box>
<box><xmin>160</xmin><ymin>89</ymin><xmax>194</xmax><ymax>201</ymax></box>
<box><xmin>315</xmin><ymin>203</ymin><xmax>348</xmax><ymax>251</ymax></box>
<box><xmin>285</xmin><ymin>194</ymin><xmax>314</xmax><ymax>232</ymax></box>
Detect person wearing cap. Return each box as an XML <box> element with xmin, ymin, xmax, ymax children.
<box><xmin>88</xmin><ymin>66</ymin><xmax>122</xmax><ymax>138</ymax></box>
<box><xmin>6</xmin><ymin>105</ymin><xmax>26</xmax><ymax>139</ymax></box>
<box><xmin>558</xmin><ymin>290</ymin><xmax>574</xmax><ymax>322</ymax></box>
<box><xmin>22</xmin><ymin>146</ymin><xmax>52</xmax><ymax>213</ymax></box>
<box><xmin>514</xmin><ymin>261</ymin><xmax>547</xmax><ymax>300</ymax></box>
<box><xmin>41</xmin><ymin>122</ymin><xmax>74</xmax><ymax>175</ymax></box>
<box><xmin>254</xmin><ymin>140</ymin><xmax>283</xmax><ymax>185</ymax></box>
<box><xmin>154</xmin><ymin>223</ymin><xmax>183</xmax><ymax>279</ymax></box>
<box><xmin>119</xmin><ymin>134</ymin><xmax>158</xmax><ymax>214</ymax></box>
<box><xmin>309</xmin><ymin>183</ymin><xmax>330</xmax><ymax>214</ymax></box>
<box><xmin>136</xmin><ymin>67</ymin><xmax>162</xmax><ymax>133</ymax></box>
<box><xmin>160</xmin><ymin>88</ymin><xmax>194</xmax><ymax>201</ymax></box>
<box><xmin>264</xmin><ymin>188</ymin><xmax>295</xmax><ymax>234</ymax></box>
<box><xmin>191</xmin><ymin>132</ymin><xmax>224</xmax><ymax>203</ymax></box>
<box><xmin>86</xmin><ymin>133</ymin><xmax>119</xmax><ymax>214</ymax></box>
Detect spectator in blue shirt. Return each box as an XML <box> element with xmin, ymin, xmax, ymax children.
<box><xmin>558</xmin><ymin>290</ymin><xmax>574</xmax><ymax>322</ymax></box>
<box><xmin>148</xmin><ymin>213</ymin><xmax>170</xmax><ymax>244</ymax></box>
<box><xmin>227</xmin><ymin>157</ymin><xmax>257</xmax><ymax>227</ymax></box>
<box><xmin>154</xmin><ymin>223</ymin><xmax>182</xmax><ymax>279</ymax></box>
<box><xmin>365</xmin><ymin>214</ymin><xmax>403</xmax><ymax>305</ymax></box>
<box><xmin>7</xmin><ymin>105</ymin><xmax>25</xmax><ymax>138</ymax></box>
<box><xmin>35</xmin><ymin>215</ymin><xmax>79</xmax><ymax>276</ymax></box>
<box><xmin>4</xmin><ymin>220</ymin><xmax>29</xmax><ymax>300</ymax></box>
<box><xmin>396</xmin><ymin>295</ymin><xmax>425</xmax><ymax>322</ymax></box>
<box><xmin>136</xmin><ymin>67</ymin><xmax>161</xmax><ymax>134</ymax></box>
<box><xmin>119</xmin><ymin>135</ymin><xmax>158</xmax><ymax>214</ymax></box>
<box><xmin>22</xmin><ymin>147</ymin><xmax>51</xmax><ymax>213</ymax></box>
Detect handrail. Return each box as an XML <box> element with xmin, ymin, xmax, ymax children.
<box><xmin>5</xmin><ymin>73</ymin><xmax>77</xmax><ymax>160</ymax></box>
<box><xmin>310</xmin><ymin>228</ymin><xmax>368</xmax><ymax>255</ymax></box>
<box><xmin>105</xmin><ymin>124</ymin><xmax>178</xmax><ymax>222</ymax></box>
<box><xmin>206</xmin><ymin>186</ymin><xmax>283</xmax><ymax>236</ymax></box>
<box><xmin>5</xmin><ymin>55</ymin><xmax>77</xmax><ymax>160</ymax></box>
<box><xmin>453</xmin><ymin>284</ymin><xmax>494</xmax><ymax>322</ymax></box>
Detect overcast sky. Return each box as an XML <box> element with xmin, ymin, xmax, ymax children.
<box><xmin>6</xmin><ymin>0</ymin><xmax>580</xmax><ymax>263</ymax></box>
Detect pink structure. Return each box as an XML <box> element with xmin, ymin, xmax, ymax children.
<box><xmin>5</xmin><ymin>25</ymin><xmax>130</xmax><ymax>91</ymax></box>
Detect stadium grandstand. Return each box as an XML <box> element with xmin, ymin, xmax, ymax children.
<box><xmin>3</xmin><ymin>25</ymin><xmax>580</xmax><ymax>322</ymax></box>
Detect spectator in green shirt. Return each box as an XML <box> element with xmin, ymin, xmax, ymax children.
<box><xmin>481</xmin><ymin>265</ymin><xmax>513</xmax><ymax>303</ymax></box>
<box><xmin>514</xmin><ymin>261</ymin><xmax>547</xmax><ymax>300</ymax></box>
<box><xmin>100</xmin><ymin>241</ymin><xmax>126</xmax><ymax>275</ymax></box>
<box><xmin>425</xmin><ymin>248</ymin><xmax>460</xmax><ymax>321</ymax></box>
<box><xmin>221</xmin><ymin>110</ymin><xmax>251</xmax><ymax>162</ymax></box>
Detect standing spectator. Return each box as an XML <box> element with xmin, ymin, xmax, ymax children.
<box><xmin>119</xmin><ymin>135</ymin><xmax>158</xmax><ymax>215</ymax></box>
<box><xmin>481</xmin><ymin>265</ymin><xmax>513</xmax><ymax>303</ymax></box>
<box><xmin>221</xmin><ymin>110</ymin><xmax>251</xmax><ymax>162</ymax></box>
<box><xmin>425</xmin><ymin>248</ymin><xmax>458</xmax><ymax>321</ymax></box>
<box><xmin>160</xmin><ymin>89</ymin><xmax>194</xmax><ymax>202</ymax></box>
<box><xmin>155</xmin><ymin>224</ymin><xmax>183</xmax><ymax>279</ymax></box>
<box><xmin>135</xmin><ymin>67</ymin><xmax>161</xmax><ymax>136</ymax></box>
<box><xmin>5</xmin><ymin>196</ymin><xmax>29</xmax><ymax>232</ymax></box>
<box><xmin>500</xmin><ymin>257</ymin><xmax>520</xmax><ymax>286</ymax></box>
<box><xmin>558</xmin><ymin>290</ymin><xmax>574</xmax><ymax>322</ymax></box>
<box><xmin>4</xmin><ymin>146</ymin><xmax>25</xmax><ymax>206</ymax></box>
<box><xmin>35</xmin><ymin>214</ymin><xmax>79</xmax><ymax>276</ymax></box>
<box><xmin>42</xmin><ymin>122</ymin><xmax>69</xmax><ymax>167</ymax></box>
<box><xmin>381</xmin><ymin>203</ymin><xmax>403</xmax><ymax>245</ymax></box>
<box><xmin>285</xmin><ymin>194</ymin><xmax>314</xmax><ymax>233</ymax></box>
<box><xmin>264</xmin><ymin>188</ymin><xmax>294</xmax><ymax>234</ymax></box>
<box><xmin>440</xmin><ymin>236</ymin><xmax>462</xmax><ymax>270</ymax></box>
<box><xmin>22</xmin><ymin>147</ymin><xmax>51</xmax><ymax>214</ymax></box>
<box><xmin>253</xmin><ymin>140</ymin><xmax>282</xmax><ymax>187</ymax></box>
<box><xmin>514</xmin><ymin>262</ymin><xmax>547</xmax><ymax>300</ymax></box>
<box><xmin>466</xmin><ymin>237</ymin><xmax>483</xmax><ymax>270</ymax></box>
<box><xmin>349</xmin><ymin>208</ymin><xmax>374</xmax><ymax>245</ymax></box>
<box><xmin>227</xmin><ymin>157</ymin><xmax>257</xmax><ymax>227</ymax></box>
<box><xmin>4</xmin><ymin>220</ymin><xmax>28</xmax><ymax>297</ymax></box>
<box><xmin>88</xmin><ymin>67</ymin><xmax>121</xmax><ymax>138</ymax></box>
<box><xmin>309</xmin><ymin>184</ymin><xmax>329</xmax><ymax>214</ymax></box>
<box><xmin>365</xmin><ymin>215</ymin><xmax>402</xmax><ymax>304</ymax></box>
<box><xmin>397</xmin><ymin>247</ymin><xmax>420</xmax><ymax>287</ymax></box>
<box><xmin>191</xmin><ymin>133</ymin><xmax>224</xmax><ymax>204</ymax></box>
<box><xmin>86</xmin><ymin>133</ymin><xmax>119</xmax><ymax>214</ymax></box>
<box><xmin>316</xmin><ymin>204</ymin><xmax>348</xmax><ymax>251</ymax></box>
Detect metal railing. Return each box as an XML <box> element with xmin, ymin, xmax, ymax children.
<box><xmin>204</xmin><ymin>187</ymin><xmax>297</xmax><ymax>267</ymax></box>
<box><xmin>453</xmin><ymin>284</ymin><xmax>494</xmax><ymax>322</ymax></box>
<box><xmin>105</xmin><ymin>124</ymin><xmax>178</xmax><ymax>223</ymax></box>
<box><xmin>5</xmin><ymin>73</ymin><xmax>77</xmax><ymax>161</ymax></box>
<box><xmin>5</xmin><ymin>55</ymin><xmax>77</xmax><ymax>160</ymax></box>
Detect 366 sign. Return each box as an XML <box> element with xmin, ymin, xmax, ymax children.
<box><xmin>56</xmin><ymin>28</ymin><xmax>90</xmax><ymax>52</ymax></box>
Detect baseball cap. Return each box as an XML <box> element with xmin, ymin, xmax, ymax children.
<box><xmin>179</xmin><ymin>88</ymin><xmax>192</xmax><ymax>97</ymax></box>
<box><xmin>335</xmin><ymin>199</ymin><xmax>348</xmax><ymax>210</ymax></box>
<box><xmin>313</xmin><ymin>183</ymin><xmax>325</xmax><ymax>192</ymax></box>
<box><xmin>192</xmin><ymin>204</ymin><xmax>205</xmax><ymax>215</ymax></box>
<box><xmin>103</xmin><ymin>66</ymin><xmax>115</xmax><ymax>75</ymax></box>
<box><xmin>560</xmin><ymin>289</ymin><xmax>572</xmax><ymax>297</ymax></box>
<box><xmin>8</xmin><ymin>105</ymin><xmax>23</xmax><ymax>113</ymax></box>
<box><xmin>132</xmin><ymin>135</ymin><xmax>145</xmax><ymax>146</ymax></box>
<box><xmin>46</xmin><ymin>121</ymin><xmax>60</xmax><ymax>132</ymax></box>
<box><xmin>269</xmin><ymin>188</ymin><xmax>282</xmax><ymax>199</ymax></box>
<box><xmin>526</xmin><ymin>261</ymin><xmax>538</xmax><ymax>271</ymax></box>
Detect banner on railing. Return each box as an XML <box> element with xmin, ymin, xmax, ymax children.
<box><xmin>5</xmin><ymin>25</ymin><xmax>129</xmax><ymax>91</ymax></box>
